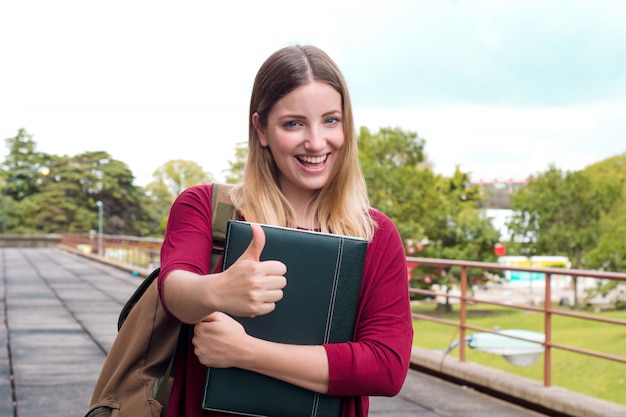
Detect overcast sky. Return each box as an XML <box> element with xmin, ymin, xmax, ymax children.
<box><xmin>1</xmin><ymin>0</ymin><xmax>625</xmax><ymax>186</ymax></box>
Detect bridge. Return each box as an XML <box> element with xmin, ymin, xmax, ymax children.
<box><xmin>1</xmin><ymin>246</ymin><xmax>625</xmax><ymax>417</ymax></box>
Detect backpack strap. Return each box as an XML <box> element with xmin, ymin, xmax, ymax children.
<box><xmin>210</xmin><ymin>183</ymin><xmax>239</xmax><ymax>272</ymax></box>
<box><xmin>101</xmin><ymin>184</ymin><xmax>241</xmax><ymax>417</ymax></box>
<box><xmin>155</xmin><ymin>183</ymin><xmax>238</xmax><ymax>409</ymax></box>
<box><xmin>117</xmin><ymin>267</ymin><xmax>161</xmax><ymax>331</ymax></box>
<box><xmin>117</xmin><ymin>185</ymin><xmax>238</xmax><ymax>331</ymax></box>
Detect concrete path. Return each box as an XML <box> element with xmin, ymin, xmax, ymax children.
<box><xmin>0</xmin><ymin>248</ymin><xmax>549</xmax><ymax>417</ymax></box>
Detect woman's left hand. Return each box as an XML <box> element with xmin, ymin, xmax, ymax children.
<box><xmin>193</xmin><ymin>312</ymin><xmax>330</xmax><ymax>394</ymax></box>
<box><xmin>193</xmin><ymin>312</ymin><xmax>249</xmax><ymax>368</ymax></box>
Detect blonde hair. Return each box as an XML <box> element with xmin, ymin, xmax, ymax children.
<box><xmin>230</xmin><ymin>45</ymin><xmax>376</xmax><ymax>240</ymax></box>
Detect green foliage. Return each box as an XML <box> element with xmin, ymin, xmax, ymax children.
<box><xmin>2</xmin><ymin>128</ymin><xmax>41</xmax><ymax>170</ymax></box>
<box><xmin>357</xmin><ymin>127</ymin><xmax>500</xmax><ymax>293</ymax></box>
<box><xmin>508</xmin><ymin>166</ymin><xmax>620</xmax><ymax>268</ymax></box>
<box><xmin>421</xmin><ymin>168</ymin><xmax>499</xmax><ymax>263</ymax></box>
<box><xmin>2</xmin><ymin>129</ymin><xmax>159</xmax><ymax>236</ymax></box>
<box><xmin>149</xmin><ymin>159</ymin><xmax>213</xmax><ymax>197</ymax></box>
<box><xmin>224</xmin><ymin>141</ymin><xmax>247</xmax><ymax>184</ymax></box>
<box><xmin>144</xmin><ymin>159</ymin><xmax>214</xmax><ymax>234</ymax></box>
<box><xmin>507</xmin><ymin>161</ymin><xmax>625</xmax><ymax>307</ymax></box>
<box><xmin>358</xmin><ymin>127</ymin><xmax>499</xmax><ymax>263</ymax></box>
<box><xmin>358</xmin><ymin>126</ymin><xmax>436</xmax><ymax>240</ymax></box>
<box><xmin>1</xmin><ymin>130</ymin><xmax>50</xmax><ymax>201</ymax></box>
<box><xmin>583</xmin><ymin>167</ymin><xmax>626</xmax><ymax>307</ymax></box>
<box><xmin>44</xmin><ymin>151</ymin><xmax>155</xmax><ymax>235</ymax></box>
<box><xmin>586</xmin><ymin>198</ymin><xmax>626</xmax><ymax>272</ymax></box>
<box><xmin>584</xmin><ymin>154</ymin><xmax>626</xmax><ymax>272</ymax></box>
<box><xmin>583</xmin><ymin>153</ymin><xmax>626</xmax><ymax>188</ymax></box>
<box><xmin>143</xmin><ymin>182</ymin><xmax>176</xmax><ymax>236</ymax></box>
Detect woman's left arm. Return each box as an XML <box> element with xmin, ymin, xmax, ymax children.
<box><xmin>324</xmin><ymin>213</ymin><xmax>414</xmax><ymax>397</ymax></box>
<box><xmin>193</xmin><ymin>311</ymin><xmax>330</xmax><ymax>393</ymax></box>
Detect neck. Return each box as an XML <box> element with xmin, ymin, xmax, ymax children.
<box><xmin>278</xmin><ymin>181</ymin><xmax>319</xmax><ymax>229</ymax></box>
<box><xmin>294</xmin><ymin>205</ymin><xmax>317</xmax><ymax>230</ymax></box>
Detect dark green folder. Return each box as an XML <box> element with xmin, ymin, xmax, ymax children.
<box><xmin>202</xmin><ymin>220</ymin><xmax>368</xmax><ymax>417</ymax></box>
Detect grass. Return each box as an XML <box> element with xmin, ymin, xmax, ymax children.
<box><xmin>411</xmin><ymin>301</ymin><xmax>626</xmax><ymax>406</ymax></box>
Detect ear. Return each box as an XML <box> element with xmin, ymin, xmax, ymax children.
<box><xmin>252</xmin><ymin>112</ymin><xmax>269</xmax><ymax>147</ymax></box>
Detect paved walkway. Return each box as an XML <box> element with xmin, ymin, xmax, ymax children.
<box><xmin>0</xmin><ymin>248</ymin><xmax>549</xmax><ymax>417</ymax></box>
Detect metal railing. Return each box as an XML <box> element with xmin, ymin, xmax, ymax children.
<box><xmin>407</xmin><ymin>256</ymin><xmax>626</xmax><ymax>388</ymax></box>
<box><xmin>58</xmin><ymin>233</ymin><xmax>626</xmax><ymax>392</ymax></box>
<box><xmin>60</xmin><ymin>233</ymin><xmax>162</xmax><ymax>270</ymax></box>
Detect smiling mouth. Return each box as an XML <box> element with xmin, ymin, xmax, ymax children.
<box><xmin>297</xmin><ymin>154</ymin><xmax>328</xmax><ymax>167</ymax></box>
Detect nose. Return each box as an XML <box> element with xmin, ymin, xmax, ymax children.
<box><xmin>304</xmin><ymin>126</ymin><xmax>325</xmax><ymax>151</ymax></box>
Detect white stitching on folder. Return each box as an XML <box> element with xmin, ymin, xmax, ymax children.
<box><xmin>324</xmin><ymin>238</ymin><xmax>343</xmax><ymax>344</ymax></box>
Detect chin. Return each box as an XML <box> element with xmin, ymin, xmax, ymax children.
<box><xmin>299</xmin><ymin>179</ymin><xmax>329</xmax><ymax>192</ymax></box>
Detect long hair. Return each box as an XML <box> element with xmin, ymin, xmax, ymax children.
<box><xmin>231</xmin><ymin>45</ymin><xmax>376</xmax><ymax>240</ymax></box>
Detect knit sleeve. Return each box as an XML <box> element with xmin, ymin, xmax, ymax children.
<box><xmin>324</xmin><ymin>211</ymin><xmax>413</xmax><ymax>397</ymax></box>
<box><xmin>157</xmin><ymin>184</ymin><xmax>215</xmax><ymax>317</ymax></box>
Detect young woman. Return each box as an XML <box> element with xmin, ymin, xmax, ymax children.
<box><xmin>158</xmin><ymin>45</ymin><xmax>413</xmax><ymax>417</ymax></box>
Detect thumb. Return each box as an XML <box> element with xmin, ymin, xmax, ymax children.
<box><xmin>238</xmin><ymin>223</ymin><xmax>265</xmax><ymax>262</ymax></box>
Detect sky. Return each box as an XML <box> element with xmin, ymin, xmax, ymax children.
<box><xmin>1</xmin><ymin>0</ymin><xmax>625</xmax><ymax>187</ymax></box>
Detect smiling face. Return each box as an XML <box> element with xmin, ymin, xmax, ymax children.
<box><xmin>253</xmin><ymin>80</ymin><xmax>344</xmax><ymax>203</ymax></box>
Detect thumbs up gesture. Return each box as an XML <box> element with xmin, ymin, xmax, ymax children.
<box><xmin>216</xmin><ymin>223</ymin><xmax>287</xmax><ymax>318</ymax></box>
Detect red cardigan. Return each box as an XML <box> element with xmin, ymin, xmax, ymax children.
<box><xmin>158</xmin><ymin>184</ymin><xmax>413</xmax><ymax>417</ymax></box>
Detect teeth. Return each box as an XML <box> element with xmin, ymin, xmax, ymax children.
<box><xmin>299</xmin><ymin>155</ymin><xmax>326</xmax><ymax>164</ymax></box>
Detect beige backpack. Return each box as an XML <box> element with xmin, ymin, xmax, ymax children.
<box><xmin>85</xmin><ymin>183</ymin><xmax>237</xmax><ymax>417</ymax></box>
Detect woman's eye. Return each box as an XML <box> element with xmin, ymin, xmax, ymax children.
<box><xmin>325</xmin><ymin>117</ymin><xmax>339</xmax><ymax>125</ymax></box>
<box><xmin>285</xmin><ymin>120</ymin><xmax>299</xmax><ymax>128</ymax></box>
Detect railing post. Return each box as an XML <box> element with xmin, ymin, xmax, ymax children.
<box><xmin>460</xmin><ymin>266</ymin><xmax>467</xmax><ymax>362</ymax></box>
<box><xmin>544</xmin><ymin>272</ymin><xmax>552</xmax><ymax>387</ymax></box>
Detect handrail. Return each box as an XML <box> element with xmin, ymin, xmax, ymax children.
<box><xmin>407</xmin><ymin>256</ymin><xmax>626</xmax><ymax>388</ymax></box>
<box><xmin>60</xmin><ymin>233</ymin><xmax>163</xmax><ymax>270</ymax></box>
<box><xmin>59</xmin><ymin>234</ymin><xmax>626</xmax><ymax>396</ymax></box>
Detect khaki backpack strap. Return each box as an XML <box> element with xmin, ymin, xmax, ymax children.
<box><xmin>156</xmin><ymin>184</ymin><xmax>237</xmax><ymax>408</ymax></box>
<box><xmin>210</xmin><ymin>183</ymin><xmax>239</xmax><ymax>272</ymax></box>
<box><xmin>154</xmin><ymin>324</ymin><xmax>188</xmax><ymax>409</ymax></box>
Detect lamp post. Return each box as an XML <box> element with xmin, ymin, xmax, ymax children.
<box><xmin>2</xmin><ymin>165</ymin><xmax>50</xmax><ymax>234</ymax></box>
<box><xmin>96</xmin><ymin>200</ymin><xmax>103</xmax><ymax>256</ymax></box>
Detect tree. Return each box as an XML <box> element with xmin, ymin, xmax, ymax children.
<box><xmin>579</xmin><ymin>154</ymin><xmax>626</xmax><ymax>308</ymax></box>
<box><xmin>2</xmin><ymin>129</ymin><xmax>51</xmax><ymax>200</ymax></box>
<box><xmin>358</xmin><ymin>126</ymin><xmax>437</xmax><ymax>241</ymax></box>
<box><xmin>34</xmin><ymin>151</ymin><xmax>155</xmax><ymax>235</ymax></box>
<box><xmin>583</xmin><ymin>153</ymin><xmax>626</xmax><ymax>189</ymax></box>
<box><xmin>2</xmin><ymin>128</ymin><xmax>41</xmax><ymax>170</ymax></box>
<box><xmin>224</xmin><ymin>142</ymin><xmax>248</xmax><ymax>184</ymax></box>
<box><xmin>582</xmin><ymin>153</ymin><xmax>626</xmax><ymax>272</ymax></box>
<box><xmin>413</xmin><ymin>168</ymin><xmax>501</xmax><ymax>309</ymax></box>
<box><xmin>422</xmin><ymin>168</ymin><xmax>499</xmax><ymax>260</ymax></box>
<box><xmin>143</xmin><ymin>181</ymin><xmax>176</xmax><ymax>235</ymax></box>
<box><xmin>144</xmin><ymin>159</ymin><xmax>214</xmax><ymax>234</ymax></box>
<box><xmin>358</xmin><ymin>127</ymin><xmax>500</xmax><ymax>309</ymax></box>
<box><xmin>149</xmin><ymin>159</ymin><xmax>213</xmax><ymax>197</ymax></box>
<box><xmin>584</xmin><ymin>198</ymin><xmax>626</xmax><ymax>310</ymax></box>
<box><xmin>1</xmin><ymin>136</ymin><xmax>159</xmax><ymax>236</ymax></box>
<box><xmin>508</xmin><ymin>165</ymin><xmax>620</xmax><ymax>308</ymax></box>
<box><xmin>587</xmin><ymin>199</ymin><xmax>626</xmax><ymax>272</ymax></box>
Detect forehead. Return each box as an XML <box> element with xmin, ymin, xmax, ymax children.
<box><xmin>271</xmin><ymin>81</ymin><xmax>341</xmax><ymax>115</ymax></box>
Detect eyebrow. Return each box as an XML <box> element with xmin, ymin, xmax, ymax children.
<box><xmin>322</xmin><ymin>110</ymin><xmax>342</xmax><ymax>117</ymax></box>
<box><xmin>277</xmin><ymin>109</ymin><xmax>342</xmax><ymax>120</ymax></box>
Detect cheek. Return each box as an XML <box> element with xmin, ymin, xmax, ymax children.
<box><xmin>268</xmin><ymin>130</ymin><xmax>301</xmax><ymax>153</ymax></box>
<box><xmin>329</xmin><ymin>130</ymin><xmax>345</xmax><ymax>150</ymax></box>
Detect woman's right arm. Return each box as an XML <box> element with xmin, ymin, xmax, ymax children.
<box><xmin>163</xmin><ymin>223</ymin><xmax>287</xmax><ymax>324</ymax></box>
